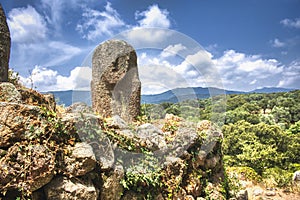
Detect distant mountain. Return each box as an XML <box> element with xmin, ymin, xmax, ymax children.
<box><xmin>141</xmin><ymin>87</ymin><xmax>245</xmax><ymax>104</ymax></box>
<box><xmin>249</xmin><ymin>87</ymin><xmax>295</xmax><ymax>94</ymax></box>
<box><xmin>46</xmin><ymin>87</ymin><xmax>295</xmax><ymax>106</ymax></box>
<box><xmin>46</xmin><ymin>90</ymin><xmax>91</xmax><ymax>106</ymax></box>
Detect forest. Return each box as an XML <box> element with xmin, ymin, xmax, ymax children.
<box><xmin>141</xmin><ymin>90</ymin><xmax>300</xmax><ymax>188</ymax></box>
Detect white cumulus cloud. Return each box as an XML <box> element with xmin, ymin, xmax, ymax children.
<box><xmin>280</xmin><ymin>18</ymin><xmax>300</xmax><ymax>29</ymax></box>
<box><xmin>121</xmin><ymin>5</ymin><xmax>172</xmax><ymax>47</ymax></box>
<box><xmin>7</xmin><ymin>6</ymin><xmax>47</xmax><ymax>43</ymax></box>
<box><xmin>161</xmin><ymin>44</ymin><xmax>187</xmax><ymax>58</ymax></box>
<box><xmin>214</xmin><ymin>50</ymin><xmax>284</xmax><ymax>91</ymax></box>
<box><xmin>271</xmin><ymin>38</ymin><xmax>286</xmax><ymax>48</ymax></box>
<box><xmin>20</xmin><ymin>66</ymin><xmax>92</xmax><ymax>92</ymax></box>
<box><xmin>76</xmin><ymin>2</ymin><xmax>126</xmax><ymax>40</ymax></box>
<box><xmin>278</xmin><ymin>61</ymin><xmax>300</xmax><ymax>88</ymax></box>
<box><xmin>135</xmin><ymin>4</ymin><xmax>171</xmax><ymax>28</ymax></box>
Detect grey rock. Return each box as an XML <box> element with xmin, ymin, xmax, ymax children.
<box><xmin>91</xmin><ymin>40</ymin><xmax>141</xmax><ymax>122</ymax></box>
<box><xmin>66</xmin><ymin>102</ymin><xmax>93</xmax><ymax>113</ymax></box>
<box><xmin>0</xmin><ymin>82</ymin><xmax>22</xmax><ymax>103</ymax></box>
<box><xmin>44</xmin><ymin>176</ymin><xmax>98</xmax><ymax>200</ymax></box>
<box><xmin>94</xmin><ymin>136</ymin><xmax>115</xmax><ymax>170</ymax></box>
<box><xmin>118</xmin><ymin>129</ymin><xmax>135</xmax><ymax>139</ymax></box>
<box><xmin>136</xmin><ymin>123</ymin><xmax>166</xmax><ymax>150</ymax></box>
<box><xmin>0</xmin><ymin>4</ymin><xmax>10</xmax><ymax>82</ymax></box>
<box><xmin>64</xmin><ymin>142</ymin><xmax>96</xmax><ymax>176</ymax></box>
<box><xmin>109</xmin><ymin>115</ymin><xmax>129</xmax><ymax>129</ymax></box>
<box><xmin>61</xmin><ymin>112</ymin><xmax>102</xmax><ymax>141</ymax></box>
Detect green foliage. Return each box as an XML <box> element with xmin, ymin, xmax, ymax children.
<box><xmin>263</xmin><ymin>167</ymin><xmax>294</xmax><ymax>187</ymax></box>
<box><xmin>222</xmin><ymin>121</ymin><xmax>291</xmax><ymax>174</ymax></box>
<box><xmin>121</xmin><ymin>151</ymin><xmax>162</xmax><ymax>198</ymax></box>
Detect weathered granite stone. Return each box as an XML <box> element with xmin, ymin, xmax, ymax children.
<box><xmin>64</xmin><ymin>142</ymin><xmax>96</xmax><ymax>177</ymax></box>
<box><xmin>0</xmin><ymin>82</ymin><xmax>22</xmax><ymax>103</ymax></box>
<box><xmin>66</xmin><ymin>102</ymin><xmax>93</xmax><ymax>113</ymax></box>
<box><xmin>136</xmin><ymin>123</ymin><xmax>166</xmax><ymax>151</ymax></box>
<box><xmin>0</xmin><ymin>102</ymin><xmax>42</xmax><ymax>148</ymax></box>
<box><xmin>0</xmin><ymin>4</ymin><xmax>10</xmax><ymax>82</ymax></box>
<box><xmin>0</xmin><ymin>143</ymin><xmax>55</xmax><ymax>192</ymax></box>
<box><xmin>91</xmin><ymin>40</ymin><xmax>141</xmax><ymax>122</ymax></box>
<box><xmin>44</xmin><ymin>176</ymin><xmax>98</xmax><ymax>200</ymax></box>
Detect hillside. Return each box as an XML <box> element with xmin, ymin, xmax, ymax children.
<box><xmin>47</xmin><ymin>86</ymin><xmax>295</xmax><ymax>106</ymax></box>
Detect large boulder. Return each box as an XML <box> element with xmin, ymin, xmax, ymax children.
<box><xmin>91</xmin><ymin>40</ymin><xmax>141</xmax><ymax>122</ymax></box>
<box><xmin>64</xmin><ymin>142</ymin><xmax>96</xmax><ymax>177</ymax></box>
<box><xmin>0</xmin><ymin>4</ymin><xmax>10</xmax><ymax>82</ymax></box>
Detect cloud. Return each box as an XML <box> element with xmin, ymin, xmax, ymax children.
<box><xmin>12</xmin><ymin>41</ymin><xmax>82</xmax><ymax>70</ymax></box>
<box><xmin>280</xmin><ymin>18</ymin><xmax>300</xmax><ymax>28</ymax></box>
<box><xmin>46</xmin><ymin>41</ymin><xmax>82</xmax><ymax>66</ymax></box>
<box><xmin>137</xmin><ymin>48</ymin><xmax>220</xmax><ymax>94</ymax></box>
<box><xmin>138</xmin><ymin>47</ymin><xmax>288</xmax><ymax>94</ymax></box>
<box><xmin>20</xmin><ymin>66</ymin><xmax>91</xmax><ymax>92</ymax></box>
<box><xmin>41</xmin><ymin>0</ymin><xmax>96</xmax><ymax>32</ymax></box>
<box><xmin>118</xmin><ymin>4</ymin><xmax>172</xmax><ymax>47</ymax></box>
<box><xmin>76</xmin><ymin>2</ymin><xmax>126</xmax><ymax>40</ymax></box>
<box><xmin>41</xmin><ymin>0</ymin><xmax>63</xmax><ymax>32</ymax></box>
<box><xmin>161</xmin><ymin>44</ymin><xmax>187</xmax><ymax>58</ymax></box>
<box><xmin>278</xmin><ymin>61</ymin><xmax>300</xmax><ymax>88</ymax></box>
<box><xmin>214</xmin><ymin>50</ymin><xmax>284</xmax><ymax>91</ymax></box>
<box><xmin>135</xmin><ymin>4</ymin><xmax>171</xmax><ymax>28</ymax></box>
<box><xmin>271</xmin><ymin>38</ymin><xmax>285</xmax><ymax>48</ymax></box>
<box><xmin>7</xmin><ymin>5</ymin><xmax>47</xmax><ymax>43</ymax></box>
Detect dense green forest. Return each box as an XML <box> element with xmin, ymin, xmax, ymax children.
<box><xmin>141</xmin><ymin>90</ymin><xmax>300</xmax><ymax>187</ymax></box>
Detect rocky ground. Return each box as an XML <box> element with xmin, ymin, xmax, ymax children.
<box><xmin>0</xmin><ymin>82</ymin><xmax>229</xmax><ymax>200</ymax></box>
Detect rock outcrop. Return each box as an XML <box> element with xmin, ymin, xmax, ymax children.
<box><xmin>91</xmin><ymin>40</ymin><xmax>141</xmax><ymax>122</ymax></box>
<box><xmin>0</xmin><ymin>3</ymin><xmax>10</xmax><ymax>82</ymax></box>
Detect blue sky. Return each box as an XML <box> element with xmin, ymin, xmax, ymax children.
<box><xmin>1</xmin><ymin>0</ymin><xmax>300</xmax><ymax>94</ymax></box>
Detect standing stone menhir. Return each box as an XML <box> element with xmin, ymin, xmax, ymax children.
<box><xmin>0</xmin><ymin>4</ymin><xmax>11</xmax><ymax>82</ymax></box>
<box><xmin>91</xmin><ymin>40</ymin><xmax>141</xmax><ymax>122</ymax></box>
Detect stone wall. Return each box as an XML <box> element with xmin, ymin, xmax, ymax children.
<box><xmin>0</xmin><ymin>84</ymin><xmax>228</xmax><ymax>200</ymax></box>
